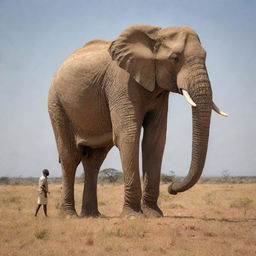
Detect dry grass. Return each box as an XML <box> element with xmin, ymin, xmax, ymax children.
<box><xmin>0</xmin><ymin>183</ymin><xmax>255</xmax><ymax>256</ymax></box>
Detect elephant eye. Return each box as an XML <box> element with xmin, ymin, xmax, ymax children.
<box><xmin>169</xmin><ymin>53</ymin><xmax>179</xmax><ymax>64</ymax></box>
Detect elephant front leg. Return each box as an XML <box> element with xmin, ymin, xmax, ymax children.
<box><xmin>142</xmin><ymin>96</ymin><xmax>168</xmax><ymax>217</ymax></box>
<box><xmin>118</xmin><ymin>138</ymin><xmax>143</xmax><ymax>217</ymax></box>
<box><xmin>111</xmin><ymin>100</ymin><xmax>143</xmax><ymax>217</ymax></box>
<box><xmin>142</xmin><ymin>140</ymin><xmax>165</xmax><ymax>217</ymax></box>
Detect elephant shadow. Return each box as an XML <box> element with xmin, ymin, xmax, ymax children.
<box><xmin>97</xmin><ymin>215</ymin><xmax>256</xmax><ymax>223</ymax></box>
<box><xmin>164</xmin><ymin>215</ymin><xmax>256</xmax><ymax>223</ymax></box>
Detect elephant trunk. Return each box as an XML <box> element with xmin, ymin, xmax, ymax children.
<box><xmin>168</xmin><ymin>61</ymin><xmax>212</xmax><ymax>194</ymax></box>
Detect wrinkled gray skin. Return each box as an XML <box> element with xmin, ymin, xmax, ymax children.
<box><xmin>48</xmin><ymin>25</ymin><xmax>214</xmax><ymax>218</ymax></box>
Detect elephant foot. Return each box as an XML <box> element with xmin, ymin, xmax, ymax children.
<box><xmin>80</xmin><ymin>209</ymin><xmax>102</xmax><ymax>218</ymax></box>
<box><xmin>59</xmin><ymin>206</ymin><xmax>78</xmax><ymax>218</ymax></box>
<box><xmin>120</xmin><ymin>206</ymin><xmax>145</xmax><ymax>219</ymax></box>
<box><xmin>142</xmin><ymin>203</ymin><xmax>163</xmax><ymax>218</ymax></box>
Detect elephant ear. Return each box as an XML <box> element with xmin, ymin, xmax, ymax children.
<box><xmin>109</xmin><ymin>25</ymin><xmax>161</xmax><ymax>92</ymax></box>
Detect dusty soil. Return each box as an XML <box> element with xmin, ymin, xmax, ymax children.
<box><xmin>0</xmin><ymin>183</ymin><xmax>255</xmax><ymax>256</ymax></box>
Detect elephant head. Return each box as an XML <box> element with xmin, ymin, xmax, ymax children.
<box><xmin>109</xmin><ymin>25</ymin><xmax>227</xmax><ymax>195</ymax></box>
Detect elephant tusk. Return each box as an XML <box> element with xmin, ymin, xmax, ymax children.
<box><xmin>212</xmin><ymin>102</ymin><xmax>228</xmax><ymax>117</ymax></box>
<box><xmin>182</xmin><ymin>90</ymin><xmax>197</xmax><ymax>107</ymax></box>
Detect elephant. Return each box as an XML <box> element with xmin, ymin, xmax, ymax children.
<box><xmin>48</xmin><ymin>25</ymin><xmax>227</xmax><ymax>218</ymax></box>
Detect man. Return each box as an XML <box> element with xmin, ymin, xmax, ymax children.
<box><xmin>35</xmin><ymin>169</ymin><xmax>50</xmax><ymax>217</ymax></box>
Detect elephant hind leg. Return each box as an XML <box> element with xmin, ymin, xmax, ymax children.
<box><xmin>59</xmin><ymin>155</ymin><xmax>80</xmax><ymax>216</ymax></box>
<box><xmin>48</xmin><ymin>100</ymin><xmax>81</xmax><ymax>216</ymax></box>
<box><xmin>80</xmin><ymin>146</ymin><xmax>111</xmax><ymax>217</ymax></box>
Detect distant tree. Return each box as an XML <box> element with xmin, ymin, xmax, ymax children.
<box><xmin>161</xmin><ymin>170</ymin><xmax>176</xmax><ymax>184</ymax></box>
<box><xmin>221</xmin><ymin>169</ymin><xmax>231</xmax><ymax>182</ymax></box>
<box><xmin>98</xmin><ymin>168</ymin><xmax>123</xmax><ymax>183</ymax></box>
<box><xmin>170</xmin><ymin>170</ymin><xmax>176</xmax><ymax>178</ymax></box>
<box><xmin>80</xmin><ymin>172</ymin><xmax>85</xmax><ymax>179</ymax></box>
<box><xmin>79</xmin><ymin>168</ymin><xmax>123</xmax><ymax>183</ymax></box>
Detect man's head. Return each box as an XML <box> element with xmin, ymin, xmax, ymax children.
<box><xmin>42</xmin><ymin>169</ymin><xmax>49</xmax><ymax>177</ymax></box>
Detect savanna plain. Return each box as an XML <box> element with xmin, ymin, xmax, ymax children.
<box><xmin>0</xmin><ymin>181</ymin><xmax>256</xmax><ymax>256</ymax></box>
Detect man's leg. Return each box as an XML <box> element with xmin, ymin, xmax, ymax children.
<box><xmin>43</xmin><ymin>205</ymin><xmax>48</xmax><ymax>217</ymax></box>
<box><xmin>35</xmin><ymin>204</ymin><xmax>41</xmax><ymax>217</ymax></box>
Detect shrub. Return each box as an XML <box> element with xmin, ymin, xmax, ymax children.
<box><xmin>230</xmin><ymin>197</ymin><xmax>253</xmax><ymax>216</ymax></box>
<box><xmin>0</xmin><ymin>177</ymin><xmax>10</xmax><ymax>185</ymax></box>
<box><xmin>35</xmin><ymin>229</ymin><xmax>49</xmax><ymax>240</ymax></box>
<box><xmin>3</xmin><ymin>196</ymin><xmax>21</xmax><ymax>204</ymax></box>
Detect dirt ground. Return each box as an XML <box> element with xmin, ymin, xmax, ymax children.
<box><xmin>0</xmin><ymin>183</ymin><xmax>255</xmax><ymax>256</ymax></box>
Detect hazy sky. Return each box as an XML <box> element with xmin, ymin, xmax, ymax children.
<box><xmin>0</xmin><ymin>0</ymin><xmax>255</xmax><ymax>177</ymax></box>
